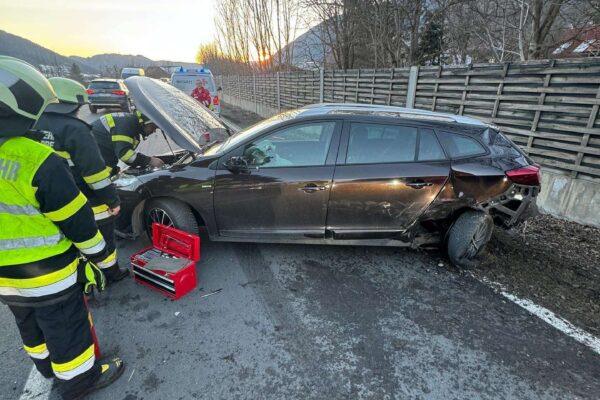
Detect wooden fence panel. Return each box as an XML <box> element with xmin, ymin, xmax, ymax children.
<box><xmin>217</xmin><ymin>58</ymin><xmax>600</xmax><ymax>180</ymax></box>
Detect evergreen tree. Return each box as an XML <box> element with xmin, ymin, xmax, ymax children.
<box><xmin>418</xmin><ymin>12</ymin><xmax>444</xmax><ymax>65</ymax></box>
<box><xmin>68</xmin><ymin>63</ymin><xmax>84</xmax><ymax>83</ymax></box>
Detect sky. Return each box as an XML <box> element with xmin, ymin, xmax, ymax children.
<box><xmin>0</xmin><ymin>0</ymin><xmax>217</xmax><ymax>62</ymax></box>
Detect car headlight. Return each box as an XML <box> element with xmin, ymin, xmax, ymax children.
<box><xmin>113</xmin><ymin>175</ymin><xmax>141</xmax><ymax>189</ymax></box>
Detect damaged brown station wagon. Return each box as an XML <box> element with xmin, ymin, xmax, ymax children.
<box><xmin>116</xmin><ymin>78</ymin><xmax>540</xmax><ymax>268</ymax></box>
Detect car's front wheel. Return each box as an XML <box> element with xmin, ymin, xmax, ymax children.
<box><xmin>446</xmin><ymin>210</ymin><xmax>493</xmax><ymax>269</ymax></box>
<box><xmin>143</xmin><ymin>198</ymin><xmax>198</xmax><ymax>238</ymax></box>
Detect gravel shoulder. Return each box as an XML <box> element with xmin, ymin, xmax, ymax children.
<box><xmin>476</xmin><ymin>214</ymin><xmax>600</xmax><ymax>335</ymax></box>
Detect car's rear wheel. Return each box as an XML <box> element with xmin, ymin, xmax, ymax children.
<box><xmin>144</xmin><ymin>198</ymin><xmax>198</xmax><ymax>238</ymax></box>
<box><xmin>121</xmin><ymin>102</ymin><xmax>131</xmax><ymax>112</ymax></box>
<box><xmin>89</xmin><ymin>105</ymin><xmax>97</xmax><ymax>114</ymax></box>
<box><xmin>446</xmin><ymin>210</ymin><xmax>493</xmax><ymax>269</ymax></box>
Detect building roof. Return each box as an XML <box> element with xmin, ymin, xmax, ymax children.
<box><xmin>552</xmin><ymin>25</ymin><xmax>600</xmax><ymax>58</ymax></box>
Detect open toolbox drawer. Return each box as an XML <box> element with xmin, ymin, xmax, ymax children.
<box><xmin>130</xmin><ymin>223</ymin><xmax>200</xmax><ymax>300</ymax></box>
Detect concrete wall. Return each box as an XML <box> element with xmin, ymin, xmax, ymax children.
<box><xmin>537</xmin><ymin>169</ymin><xmax>600</xmax><ymax>228</ymax></box>
<box><xmin>222</xmin><ymin>95</ymin><xmax>600</xmax><ymax>228</ymax></box>
<box><xmin>222</xmin><ymin>93</ymin><xmax>277</xmax><ymax>119</ymax></box>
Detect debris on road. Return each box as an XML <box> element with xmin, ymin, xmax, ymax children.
<box><xmin>199</xmin><ymin>288</ymin><xmax>223</xmax><ymax>299</ymax></box>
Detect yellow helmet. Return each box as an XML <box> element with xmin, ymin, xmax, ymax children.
<box><xmin>0</xmin><ymin>56</ymin><xmax>58</xmax><ymax>135</ymax></box>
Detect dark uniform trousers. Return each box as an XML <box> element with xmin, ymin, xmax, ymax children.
<box><xmin>9</xmin><ymin>285</ymin><xmax>101</xmax><ymax>399</ymax></box>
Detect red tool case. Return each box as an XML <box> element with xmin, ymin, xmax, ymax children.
<box><xmin>130</xmin><ymin>223</ymin><xmax>200</xmax><ymax>300</ymax></box>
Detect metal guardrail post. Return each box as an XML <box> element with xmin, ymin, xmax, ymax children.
<box><xmin>406</xmin><ymin>66</ymin><xmax>419</xmax><ymax>108</ymax></box>
<box><xmin>319</xmin><ymin>68</ymin><xmax>324</xmax><ymax>103</ymax></box>
<box><xmin>276</xmin><ymin>72</ymin><xmax>281</xmax><ymax>112</ymax></box>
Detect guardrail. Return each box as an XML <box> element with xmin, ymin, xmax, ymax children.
<box><xmin>218</xmin><ymin>58</ymin><xmax>600</xmax><ymax>181</ymax></box>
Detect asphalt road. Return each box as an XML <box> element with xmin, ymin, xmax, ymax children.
<box><xmin>1</xmin><ymin>107</ymin><xmax>598</xmax><ymax>400</ymax></box>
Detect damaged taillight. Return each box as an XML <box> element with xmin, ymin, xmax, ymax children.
<box><xmin>506</xmin><ymin>165</ymin><xmax>540</xmax><ymax>186</ymax></box>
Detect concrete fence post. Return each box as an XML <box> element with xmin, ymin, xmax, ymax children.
<box><xmin>319</xmin><ymin>68</ymin><xmax>324</xmax><ymax>103</ymax></box>
<box><xmin>276</xmin><ymin>72</ymin><xmax>281</xmax><ymax>112</ymax></box>
<box><xmin>253</xmin><ymin>74</ymin><xmax>257</xmax><ymax>114</ymax></box>
<box><xmin>406</xmin><ymin>66</ymin><xmax>419</xmax><ymax>108</ymax></box>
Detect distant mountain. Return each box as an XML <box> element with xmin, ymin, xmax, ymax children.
<box><xmin>277</xmin><ymin>22</ymin><xmax>332</xmax><ymax>69</ymax></box>
<box><xmin>0</xmin><ymin>30</ymin><xmax>98</xmax><ymax>73</ymax></box>
<box><xmin>0</xmin><ymin>30</ymin><xmax>204</xmax><ymax>79</ymax></box>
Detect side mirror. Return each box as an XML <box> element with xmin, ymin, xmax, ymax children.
<box><xmin>225</xmin><ymin>156</ymin><xmax>248</xmax><ymax>173</ymax></box>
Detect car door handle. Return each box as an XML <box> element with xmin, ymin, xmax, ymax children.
<box><xmin>405</xmin><ymin>180</ymin><xmax>433</xmax><ymax>189</ymax></box>
<box><xmin>300</xmin><ymin>183</ymin><xmax>326</xmax><ymax>193</ymax></box>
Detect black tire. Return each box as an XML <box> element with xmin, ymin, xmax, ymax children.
<box><xmin>89</xmin><ymin>105</ymin><xmax>97</xmax><ymax>114</ymax></box>
<box><xmin>144</xmin><ymin>198</ymin><xmax>199</xmax><ymax>238</ymax></box>
<box><xmin>446</xmin><ymin>210</ymin><xmax>493</xmax><ymax>269</ymax></box>
<box><xmin>121</xmin><ymin>102</ymin><xmax>131</xmax><ymax>113</ymax></box>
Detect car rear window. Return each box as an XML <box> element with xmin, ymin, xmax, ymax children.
<box><xmin>89</xmin><ymin>81</ymin><xmax>120</xmax><ymax>90</ymax></box>
<box><xmin>347</xmin><ymin>123</ymin><xmax>417</xmax><ymax>164</ymax></box>
<box><xmin>436</xmin><ymin>131</ymin><xmax>486</xmax><ymax>158</ymax></box>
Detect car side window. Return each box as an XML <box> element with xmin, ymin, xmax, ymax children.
<box><xmin>346</xmin><ymin>123</ymin><xmax>417</xmax><ymax>164</ymax></box>
<box><xmin>418</xmin><ymin>129</ymin><xmax>446</xmax><ymax>161</ymax></box>
<box><xmin>436</xmin><ymin>131</ymin><xmax>486</xmax><ymax>158</ymax></box>
<box><xmin>243</xmin><ymin>122</ymin><xmax>336</xmax><ymax>168</ymax></box>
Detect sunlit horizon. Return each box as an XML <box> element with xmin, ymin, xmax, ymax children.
<box><xmin>0</xmin><ymin>0</ymin><xmax>217</xmax><ymax>62</ymax></box>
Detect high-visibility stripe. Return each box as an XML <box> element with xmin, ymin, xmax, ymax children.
<box><xmin>74</xmin><ymin>231</ymin><xmax>105</xmax><ymax>255</ymax></box>
<box><xmin>55</xmin><ymin>150</ymin><xmax>71</xmax><ymax>160</ymax></box>
<box><xmin>0</xmin><ymin>233</ymin><xmax>64</xmax><ymax>251</ymax></box>
<box><xmin>52</xmin><ymin>344</ymin><xmax>95</xmax><ymax>381</ymax></box>
<box><xmin>101</xmin><ymin>114</ymin><xmax>115</xmax><ymax>131</ymax></box>
<box><xmin>0</xmin><ymin>202</ymin><xmax>39</xmax><ymax>216</ymax></box>
<box><xmin>89</xmin><ymin>178</ymin><xmax>112</xmax><ymax>190</ymax></box>
<box><xmin>92</xmin><ymin>204</ymin><xmax>111</xmax><ymax>221</ymax></box>
<box><xmin>0</xmin><ymin>257</ymin><xmax>78</xmax><ymax>289</ymax></box>
<box><xmin>92</xmin><ymin>204</ymin><xmax>109</xmax><ymax>214</ymax></box>
<box><xmin>24</xmin><ymin>343</ymin><xmax>49</xmax><ymax>360</ymax></box>
<box><xmin>97</xmin><ymin>249</ymin><xmax>117</xmax><ymax>269</ymax></box>
<box><xmin>112</xmin><ymin>135</ymin><xmax>134</xmax><ymax>144</ymax></box>
<box><xmin>0</xmin><ymin>271</ymin><xmax>77</xmax><ymax>297</ymax></box>
<box><xmin>83</xmin><ymin>167</ymin><xmax>111</xmax><ymax>184</ymax></box>
<box><xmin>43</xmin><ymin>192</ymin><xmax>87</xmax><ymax>222</ymax></box>
<box><xmin>121</xmin><ymin>150</ymin><xmax>137</xmax><ymax>163</ymax></box>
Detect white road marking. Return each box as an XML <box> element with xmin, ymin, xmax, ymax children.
<box><xmin>478</xmin><ymin>276</ymin><xmax>600</xmax><ymax>355</ymax></box>
<box><xmin>19</xmin><ymin>366</ymin><xmax>52</xmax><ymax>400</ymax></box>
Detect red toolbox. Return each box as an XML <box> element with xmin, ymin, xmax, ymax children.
<box><xmin>130</xmin><ymin>223</ymin><xmax>200</xmax><ymax>300</ymax></box>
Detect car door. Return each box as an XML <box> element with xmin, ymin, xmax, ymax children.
<box><xmin>326</xmin><ymin>121</ymin><xmax>450</xmax><ymax>238</ymax></box>
<box><xmin>213</xmin><ymin>120</ymin><xmax>341</xmax><ymax>239</ymax></box>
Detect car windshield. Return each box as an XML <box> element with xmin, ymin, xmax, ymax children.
<box><xmin>203</xmin><ymin>109</ymin><xmax>303</xmax><ymax>155</ymax></box>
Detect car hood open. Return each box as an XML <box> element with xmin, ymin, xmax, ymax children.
<box><xmin>124</xmin><ymin>76</ymin><xmax>227</xmax><ymax>153</ymax></box>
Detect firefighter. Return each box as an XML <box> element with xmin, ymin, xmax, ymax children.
<box><xmin>35</xmin><ymin>77</ymin><xmax>128</xmax><ymax>283</ymax></box>
<box><xmin>90</xmin><ymin>110</ymin><xmax>164</xmax><ymax>172</ymax></box>
<box><xmin>91</xmin><ymin>111</ymin><xmax>162</xmax><ymax>257</ymax></box>
<box><xmin>0</xmin><ymin>56</ymin><xmax>124</xmax><ymax>399</ymax></box>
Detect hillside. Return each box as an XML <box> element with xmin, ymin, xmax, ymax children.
<box><xmin>0</xmin><ymin>30</ymin><xmax>97</xmax><ymax>73</ymax></box>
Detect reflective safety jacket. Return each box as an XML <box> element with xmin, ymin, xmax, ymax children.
<box><xmin>0</xmin><ymin>137</ymin><xmax>108</xmax><ymax>307</ymax></box>
<box><xmin>35</xmin><ymin>112</ymin><xmax>120</xmax><ymax>209</ymax></box>
<box><xmin>90</xmin><ymin>112</ymin><xmax>151</xmax><ymax>173</ymax></box>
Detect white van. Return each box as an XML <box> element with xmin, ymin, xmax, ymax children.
<box><xmin>121</xmin><ymin>67</ymin><xmax>145</xmax><ymax>80</ymax></box>
<box><xmin>170</xmin><ymin>67</ymin><xmax>221</xmax><ymax>115</ymax></box>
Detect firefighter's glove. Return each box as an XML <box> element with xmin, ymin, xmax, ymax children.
<box><xmin>82</xmin><ymin>261</ymin><xmax>107</xmax><ymax>295</ymax></box>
